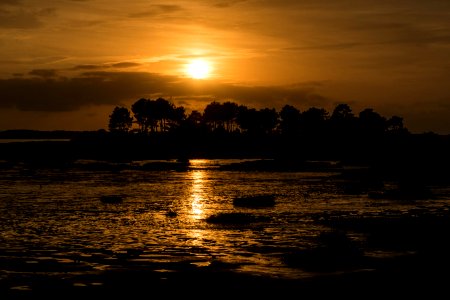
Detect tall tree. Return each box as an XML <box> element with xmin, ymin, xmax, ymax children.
<box><xmin>236</xmin><ymin>106</ymin><xmax>278</xmax><ymax>135</ymax></box>
<box><xmin>331</xmin><ymin>104</ymin><xmax>353</xmax><ymax>121</ymax></box>
<box><xmin>154</xmin><ymin>98</ymin><xmax>174</xmax><ymax>132</ymax></box>
<box><xmin>386</xmin><ymin>116</ymin><xmax>403</xmax><ymax>131</ymax></box>
<box><xmin>236</xmin><ymin>105</ymin><xmax>255</xmax><ymax>133</ymax></box>
<box><xmin>186</xmin><ymin>110</ymin><xmax>203</xmax><ymax>126</ymax></box>
<box><xmin>108</xmin><ymin>106</ymin><xmax>133</xmax><ymax>133</ymax></box>
<box><xmin>330</xmin><ymin>103</ymin><xmax>356</xmax><ymax>138</ymax></box>
<box><xmin>169</xmin><ymin>105</ymin><xmax>186</xmax><ymax>129</ymax></box>
<box><xmin>222</xmin><ymin>101</ymin><xmax>239</xmax><ymax>132</ymax></box>
<box><xmin>358</xmin><ymin>108</ymin><xmax>386</xmax><ymax>137</ymax></box>
<box><xmin>301</xmin><ymin>107</ymin><xmax>329</xmax><ymax>136</ymax></box>
<box><xmin>386</xmin><ymin>115</ymin><xmax>408</xmax><ymax>135</ymax></box>
<box><xmin>259</xmin><ymin>108</ymin><xmax>279</xmax><ymax>134</ymax></box>
<box><xmin>203</xmin><ymin>101</ymin><xmax>224</xmax><ymax>130</ymax></box>
<box><xmin>131</xmin><ymin>98</ymin><xmax>155</xmax><ymax>134</ymax></box>
<box><xmin>280</xmin><ymin>104</ymin><xmax>301</xmax><ymax>136</ymax></box>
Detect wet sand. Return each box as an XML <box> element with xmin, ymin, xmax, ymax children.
<box><xmin>3</xmin><ymin>210</ymin><xmax>449</xmax><ymax>299</ymax></box>
<box><xmin>1</xmin><ymin>157</ymin><xmax>449</xmax><ymax>299</ymax></box>
<box><xmin>1</xmin><ymin>256</ymin><xmax>447</xmax><ymax>299</ymax></box>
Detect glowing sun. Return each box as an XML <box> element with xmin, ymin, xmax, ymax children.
<box><xmin>186</xmin><ymin>59</ymin><xmax>211</xmax><ymax>79</ymax></box>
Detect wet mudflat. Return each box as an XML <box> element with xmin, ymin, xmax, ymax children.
<box><xmin>1</xmin><ymin>159</ymin><xmax>449</xmax><ymax>298</ymax></box>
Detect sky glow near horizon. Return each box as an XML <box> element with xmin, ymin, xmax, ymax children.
<box><xmin>0</xmin><ymin>0</ymin><xmax>449</xmax><ymax>133</ymax></box>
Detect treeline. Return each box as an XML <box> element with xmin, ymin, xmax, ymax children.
<box><xmin>105</xmin><ymin>99</ymin><xmax>450</xmax><ymax>182</ymax></box>
<box><xmin>109</xmin><ymin>97</ymin><xmax>408</xmax><ymax>139</ymax></box>
<box><xmin>103</xmin><ymin>97</ymin><xmax>429</xmax><ymax>164</ymax></box>
<box><xmin>0</xmin><ymin>97</ymin><xmax>448</xmax><ymax>180</ymax></box>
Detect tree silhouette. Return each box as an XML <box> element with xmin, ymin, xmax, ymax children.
<box><xmin>108</xmin><ymin>106</ymin><xmax>133</xmax><ymax>133</ymax></box>
<box><xmin>358</xmin><ymin>108</ymin><xmax>386</xmax><ymax>137</ymax></box>
<box><xmin>259</xmin><ymin>108</ymin><xmax>279</xmax><ymax>134</ymax></box>
<box><xmin>106</xmin><ymin>96</ymin><xmax>416</xmax><ymax>163</ymax></box>
<box><xmin>237</xmin><ymin>106</ymin><xmax>278</xmax><ymax>135</ymax></box>
<box><xmin>203</xmin><ymin>101</ymin><xmax>224</xmax><ymax>131</ymax></box>
<box><xmin>386</xmin><ymin>116</ymin><xmax>407</xmax><ymax>134</ymax></box>
<box><xmin>222</xmin><ymin>101</ymin><xmax>240</xmax><ymax>132</ymax></box>
<box><xmin>280</xmin><ymin>104</ymin><xmax>301</xmax><ymax>136</ymax></box>
<box><xmin>331</xmin><ymin>104</ymin><xmax>353</xmax><ymax>121</ymax></box>
<box><xmin>301</xmin><ymin>107</ymin><xmax>329</xmax><ymax>136</ymax></box>
<box><xmin>186</xmin><ymin>110</ymin><xmax>203</xmax><ymax>127</ymax></box>
<box><xmin>236</xmin><ymin>106</ymin><xmax>254</xmax><ymax>133</ymax></box>
<box><xmin>131</xmin><ymin>98</ymin><xmax>155</xmax><ymax>134</ymax></box>
<box><xmin>154</xmin><ymin>98</ymin><xmax>174</xmax><ymax>132</ymax></box>
<box><xmin>169</xmin><ymin>105</ymin><xmax>186</xmax><ymax>130</ymax></box>
<box><xmin>130</xmin><ymin>97</ymin><xmax>185</xmax><ymax>134</ymax></box>
<box><xmin>330</xmin><ymin>104</ymin><xmax>357</xmax><ymax>138</ymax></box>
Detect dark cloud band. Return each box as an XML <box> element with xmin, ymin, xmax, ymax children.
<box><xmin>0</xmin><ymin>71</ymin><xmax>328</xmax><ymax>112</ymax></box>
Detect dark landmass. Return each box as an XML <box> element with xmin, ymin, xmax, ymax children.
<box><xmin>1</xmin><ymin>129</ymin><xmax>449</xmax><ymax>183</ymax></box>
<box><xmin>0</xmin><ymin>129</ymin><xmax>89</xmax><ymax>140</ymax></box>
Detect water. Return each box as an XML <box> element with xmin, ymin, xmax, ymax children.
<box><xmin>1</xmin><ymin>159</ymin><xmax>449</xmax><ymax>283</ymax></box>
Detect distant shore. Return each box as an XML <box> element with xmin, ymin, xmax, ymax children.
<box><xmin>1</xmin><ymin>131</ymin><xmax>449</xmax><ymax>185</ymax></box>
<box><xmin>0</xmin><ymin>139</ymin><xmax>71</xmax><ymax>144</ymax></box>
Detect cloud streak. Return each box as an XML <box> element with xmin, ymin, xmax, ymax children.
<box><xmin>0</xmin><ymin>8</ymin><xmax>42</xmax><ymax>29</ymax></box>
<box><xmin>0</xmin><ymin>71</ymin><xmax>330</xmax><ymax>112</ymax></box>
<box><xmin>212</xmin><ymin>0</ymin><xmax>248</xmax><ymax>8</ymax></box>
<box><xmin>0</xmin><ymin>0</ymin><xmax>22</xmax><ymax>6</ymax></box>
<box><xmin>111</xmin><ymin>62</ymin><xmax>141</xmax><ymax>68</ymax></box>
<box><xmin>29</xmin><ymin>69</ymin><xmax>58</xmax><ymax>78</ymax></box>
<box><xmin>128</xmin><ymin>4</ymin><xmax>183</xmax><ymax>18</ymax></box>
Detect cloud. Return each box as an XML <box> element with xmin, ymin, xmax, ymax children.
<box><xmin>72</xmin><ymin>64</ymin><xmax>105</xmax><ymax>70</ymax></box>
<box><xmin>0</xmin><ymin>8</ymin><xmax>42</xmax><ymax>28</ymax></box>
<box><xmin>128</xmin><ymin>5</ymin><xmax>183</xmax><ymax>18</ymax></box>
<box><xmin>111</xmin><ymin>62</ymin><xmax>141</xmax><ymax>68</ymax></box>
<box><xmin>71</xmin><ymin>62</ymin><xmax>141</xmax><ymax>71</ymax></box>
<box><xmin>284</xmin><ymin>42</ymin><xmax>363</xmax><ymax>51</ymax></box>
<box><xmin>0</xmin><ymin>0</ymin><xmax>22</xmax><ymax>6</ymax></box>
<box><xmin>29</xmin><ymin>69</ymin><xmax>58</xmax><ymax>78</ymax></box>
<box><xmin>340</xmin><ymin>15</ymin><xmax>450</xmax><ymax>47</ymax></box>
<box><xmin>0</xmin><ymin>71</ymin><xmax>330</xmax><ymax>112</ymax></box>
<box><xmin>0</xmin><ymin>5</ymin><xmax>54</xmax><ymax>29</ymax></box>
<box><xmin>194</xmin><ymin>82</ymin><xmax>330</xmax><ymax>110</ymax></box>
<box><xmin>249</xmin><ymin>0</ymin><xmax>450</xmax><ymax>10</ymax></box>
<box><xmin>213</xmin><ymin>0</ymin><xmax>248</xmax><ymax>8</ymax></box>
<box><xmin>0</xmin><ymin>56</ymin><xmax>68</xmax><ymax>66</ymax></box>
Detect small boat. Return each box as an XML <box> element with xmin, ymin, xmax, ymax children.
<box><xmin>233</xmin><ymin>194</ymin><xmax>276</xmax><ymax>208</ymax></box>
<box><xmin>100</xmin><ymin>195</ymin><xmax>123</xmax><ymax>204</ymax></box>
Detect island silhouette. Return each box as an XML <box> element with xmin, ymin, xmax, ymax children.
<box><xmin>1</xmin><ymin>97</ymin><xmax>448</xmax><ymax>183</ymax></box>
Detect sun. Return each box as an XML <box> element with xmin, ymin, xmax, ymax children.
<box><xmin>186</xmin><ymin>59</ymin><xmax>211</xmax><ymax>79</ymax></box>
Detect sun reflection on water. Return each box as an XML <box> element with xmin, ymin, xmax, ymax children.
<box><xmin>189</xmin><ymin>160</ymin><xmax>207</xmax><ymax>220</ymax></box>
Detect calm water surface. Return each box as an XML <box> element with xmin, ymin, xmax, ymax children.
<box><xmin>1</xmin><ymin>159</ymin><xmax>449</xmax><ymax>282</ymax></box>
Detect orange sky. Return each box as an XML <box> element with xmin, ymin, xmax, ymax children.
<box><xmin>0</xmin><ymin>0</ymin><xmax>449</xmax><ymax>133</ymax></box>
